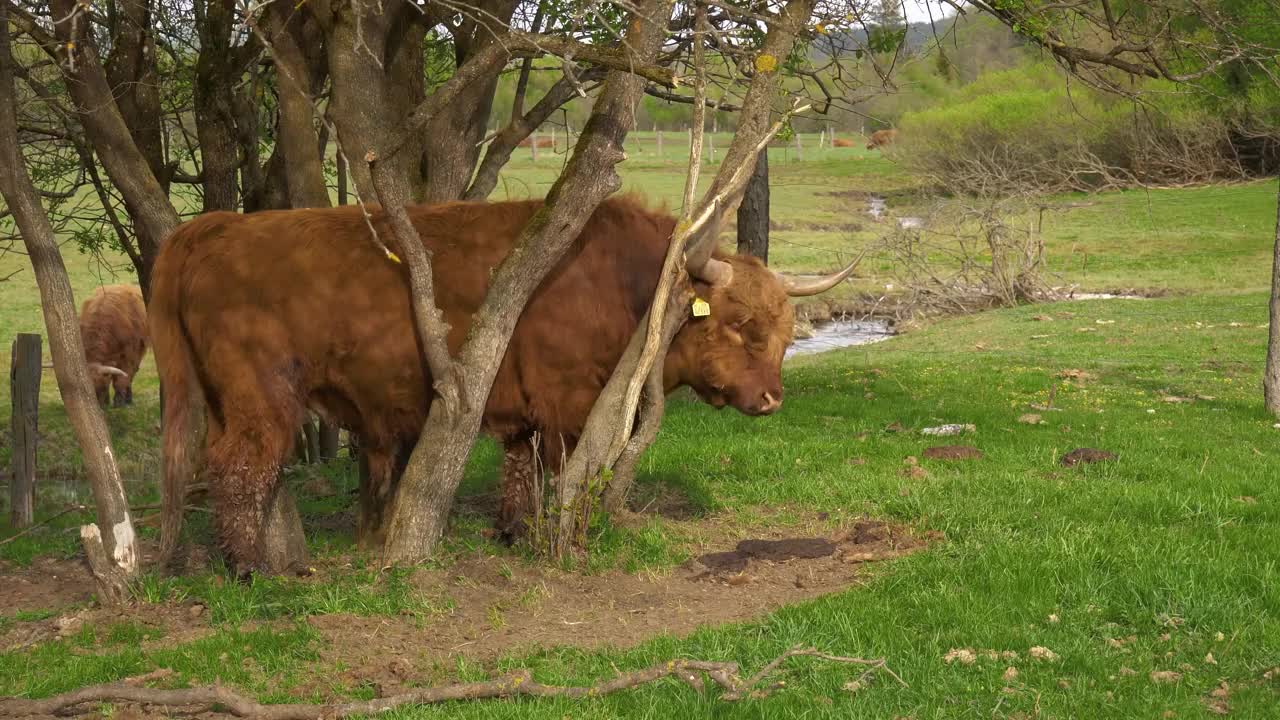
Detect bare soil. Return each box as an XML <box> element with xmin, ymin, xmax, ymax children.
<box><xmin>297</xmin><ymin>518</ymin><xmax>932</xmax><ymax>696</ymax></box>
<box><xmin>922</xmin><ymin>446</ymin><xmax>985</xmax><ymax>461</ymax></box>
<box><xmin>0</xmin><ymin>516</ymin><xmax>936</xmax><ymax>703</ymax></box>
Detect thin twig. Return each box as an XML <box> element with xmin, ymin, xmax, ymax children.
<box><xmin>0</xmin><ymin>504</ymin><xmax>87</xmax><ymax>546</ymax></box>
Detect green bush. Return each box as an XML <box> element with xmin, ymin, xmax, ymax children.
<box><xmin>895</xmin><ymin>62</ymin><xmax>1275</xmax><ymax>193</ymax></box>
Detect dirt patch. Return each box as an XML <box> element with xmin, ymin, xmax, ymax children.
<box><xmin>1061</xmin><ymin>448</ymin><xmax>1116</xmax><ymax>467</ymax></box>
<box><xmin>1</xmin><ymin>593</ymin><xmax>215</xmax><ymax>654</ymax></box>
<box><xmin>696</xmin><ymin>537</ymin><xmax>836</xmax><ymax>572</ymax></box>
<box><xmin>0</xmin><ymin>555</ymin><xmax>98</xmax><ymax>621</ymax></box>
<box><xmin>298</xmin><ymin>519</ymin><xmax>933</xmax><ymax>696</ymax></box>
<box><xmin>922</xmin><ymin>445</ymin><xmax>984</xmax><ymax>461</ymax></box>
<box><xmin>0</xmin><ymin>539</ymin><xmax>212</xmax><ymax>643</ymax></box>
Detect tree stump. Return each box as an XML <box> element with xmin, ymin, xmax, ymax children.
<box><xmin>260</xmin><ymin>485</ymin><xmax>308</xmax><ymax>574</ymax></box>
<box><xmin>10</xmin><ymin>333</ymin><xmax>41</xmax><ymax>528</ymax></box>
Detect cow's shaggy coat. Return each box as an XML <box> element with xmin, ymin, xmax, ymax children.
<box><xmin>79</xmin><ymin>284</ymin><xmax>148</xmax><ymax>407</ymax></box>
<box><xmin>151</xmin><ymin>196</ymin><xmax>802</xmax><ymax>574</ymax></box>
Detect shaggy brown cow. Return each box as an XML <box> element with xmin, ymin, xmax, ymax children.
<box><xmin>151</xmin><ymin>196</ymin><xmax>856</xmax><ymax>576</ymax></box>
<box><xmin>79</xmin><ymin>284</ymin><xmax>148</xmax><ymax>407</ymax></box>
<box><xmin>866</xmin><ymin>128</ymin><xmax>898</xmax><ymax>150</ymax></box>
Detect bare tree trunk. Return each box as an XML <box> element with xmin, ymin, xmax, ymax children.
<box><xmin>0</xmin><ymin>5</ymin><xmax>138</xmax><ymax>603</ymax></box>
<box><xmin>49</xmin><ymin>0</ymin><xmax>180</xmax><ymax>296</ymax></box>
<box><xmin>194</xmin><ymin>0</ymin><xmax>246</xmax><ymax>211</ymax></box>
<box><xmin>266</xmin><ymin>2</ymin><xmax>331</xmax><ymax>209</ymax></box>
<box><xmin>737</xmin><ymin>149</ymin><xmax>769</xmax><ymax>263</ymax></box>
<box><xmin>1265</xmin><ymin>177</ymin><xmax>1280</xmax><ymax>416</ymax></box>
<box><xmin>380</xmin><ymin>0</ymin><xmax>676</xmax><ymax>565</ymax></box>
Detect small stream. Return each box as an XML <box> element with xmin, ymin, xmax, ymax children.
<box><xmin>867</xmin><ymin>194</ymin><xmax>924</xmax><ymax>229</ymax></box>
<box><xmin>786</xmin><ymin>319</ymin><xmax>894</xmax><ymax>359</ymax></box>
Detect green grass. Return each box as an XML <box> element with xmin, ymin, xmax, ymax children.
<box><xmin>1</xmin><ymin>148</ymin><xmax>1278</xmax><ymax>716</ymax></box>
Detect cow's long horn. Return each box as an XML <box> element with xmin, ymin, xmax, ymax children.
<box><xmin>776</xmin><ymin>252</ymin><xmax>863</xmax><ymax>297</ymax></box>
<box><xmin>685</xmin><ymin>204</ymin><xmax>734</xmax><ymax>288</ymax></box>
<box><xmin>88</xmin><ymin>362</ymin><xmax>127</xmax><ymax>378</ymax></box>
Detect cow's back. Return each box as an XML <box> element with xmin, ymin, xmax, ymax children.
<box><xmin>164</xmin><ymin>197</ymin><xmax>672</xmax><ymax>448</ymax></box>
<box><xmin>80</xmin><ymin>284</ymin><xmax>148</xmax><ymax>373</ymax></box>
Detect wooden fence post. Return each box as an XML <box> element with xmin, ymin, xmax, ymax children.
<box><xmin>10</xmin><ymin>333</ymin><xmax>41</xmax><ymax>528</ymax></box>
<box><xmin>656</xmin><ymin>129</ymin><xmax>663</xmax><ymax>159</ymax></box>
<box><xmin>794</xmin><ymin>131</ymin><xmax>803</xmax><ymax>162</ymax></box>
<box><xmin>530</xmin><ymin>132</ymin><xmax>538</xmax><ymax>161</ymax></box>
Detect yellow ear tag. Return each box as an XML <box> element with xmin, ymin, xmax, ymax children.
<box><xmin>385</xmin><ymin>249</ymin><xmax>401</xmax><ymax>264</ymax></box>
<box><xmin>691</xmin><ymin>297</ymin><xmax>711</xmax><ymax>318</ymax></box>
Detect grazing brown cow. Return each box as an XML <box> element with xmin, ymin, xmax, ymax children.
<box><xmin>866</xmin><ymin>128</ymin><xmax>898</xmax><ymax>150</ymax></box>
<box><xmin>150</xmin><ymin>196</ymin><xmax>857</xmax><ymax>576</ymax></box>
<box><xmin>79</xmin><ymin>284</ymin><xmax>148</xmax><ymax>407</ymax></box>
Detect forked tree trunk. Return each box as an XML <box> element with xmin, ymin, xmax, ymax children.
<box><xmin>0</xmin><ymin>4</ymin><xmax>138</xmax><ymax>604</ymax></box>
<box><xmin>737</xmin><ymin>148</ymin><xmax>770</xmax><ymax>263</ymax></box>
<box><xmin>1265</xmin><ymin>177</ymin><xmax>1280</xmax><ymax>417</ymax></box>
<box><xmin>556</xmin><ymin>0</ymin><xmax>818</xmax><ymax>544</ymax></box>
<box><xmin>379</xmin><ymin>0</ymin><xmax>676</xmax><ymax>565</ymax></box>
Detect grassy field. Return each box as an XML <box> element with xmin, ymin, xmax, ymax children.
<box><xmin>1</xmin><ymin>138</ymin><xmax>1278</xmax><ymax>717</ymax></box>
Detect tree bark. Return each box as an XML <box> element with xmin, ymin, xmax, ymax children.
<box><xmin>265</xmin><ymin>2</ymin><xmax>331</xmax><ymax>209</ymax></box>
<box><xmin>49</xmin><ymin>0</ymin><xmax>180</xmax><ymax>296</ymax></box>
<box><xmin>1265</xmin><ymin>177</ymin><xmax>1280</xmax><ymax>417</ymax></box>
<box><xmin>736</xmin><ymin>149</ymin><xmax>770</xmax><ymax>263</ymax></box>
<box><xmin>194</xmin><ymin>0</ymin><xmax>244</xmax><ymax>211</ymax></box>
<box><xmin>0</xmin><ymin>3</ymin><xmax>138</xmax><ymax>604</ymax></box>
<box><xmin>420</xmin><ymin>2</ymin><xmax>517</xmax><ymax>201</ymax></box>
<box><xmin>379</xmin><ymin>0</ymin><xmax>676</xmax><ymax>565</ymax></box>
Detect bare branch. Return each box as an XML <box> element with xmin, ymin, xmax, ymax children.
<box><xmin>0</xmin><ymin>646</ymin><xmax>904</xmax><ymax>718</ymax></box>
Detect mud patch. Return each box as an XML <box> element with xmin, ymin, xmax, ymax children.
<box><xmin>922</xmin><ymin>445</ymin><xmax>984</xmax><ymax>461</ymax></box>
<box><xmin>697</xmin><ymin>537</ymin><xmax>836</xmax><ymax>573</ymax></box>
<box><xmin>299</xmin><ymin>519</ymin><xmax>932</xmax><ymax>696</ymax></box>
<box><xmin>1061</xmin><ymin>448</ymin><xmax>1116</xmax><ymax>466</ymax></box>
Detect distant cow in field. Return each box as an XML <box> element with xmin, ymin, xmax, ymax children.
<box><xmin>517</xmin><ymin>136</ymin><xmax>555</xmax><ymax>148</ymax></box>
<box><xmin>832</xmin><ymin>138</ymin><xmax>855</xmax><ymax>148</ymax></box>
<box><xmin>79</xmin><ymin>284</ymin><xmax>148</xmax><ymax>407</ymax></box>
<box><xmin>150</xmin><ymin>195</ymin><xmax>858</xmax><ymax>577</ymax></box>
<box><xmin>866</xmin><ymin>129</ymin><xmax>898</xmax><ymax>150</ymax></box>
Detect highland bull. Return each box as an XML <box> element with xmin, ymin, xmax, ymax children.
<box><xmin>150</xmin><ymin>196</ymin><xmax>857</xmax><ymax>575</ymax></box>
<box><xmin>79</xmin><ymin>284</ymin><xmax>149</xmax><ymax>407</ymax></box>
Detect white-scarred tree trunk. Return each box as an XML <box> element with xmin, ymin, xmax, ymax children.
<box><xmin>0</xmin><ymin>1</ymin><xmax>138</xmax><ymax>605</ymax></box>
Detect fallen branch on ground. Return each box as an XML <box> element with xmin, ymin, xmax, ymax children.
<box><xmin>0</xmin><ymin>644</ymin><xmax>906</xmax><ymax>718</ymax></box>
<box><xmin>0</xmin><ymin>504</ymin><xmax>85</xmax><ymax>546</ymax></box>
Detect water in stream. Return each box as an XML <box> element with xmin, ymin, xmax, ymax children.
<box><xmin>785</xmin><ymin>319</ymin><xmax>894</xmax><ymax>359</ymax></box>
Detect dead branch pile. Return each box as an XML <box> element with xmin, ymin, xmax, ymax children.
<box><xmin>876</xmin><ymin>196</ymin><xmax>1070</xmax><ymax>318</ymax></box>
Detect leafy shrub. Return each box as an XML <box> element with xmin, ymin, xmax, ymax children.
<box><xmin>895</xmin><ymin>63</ymin><xmax>1276</xmax><ymax>193</ymax></box>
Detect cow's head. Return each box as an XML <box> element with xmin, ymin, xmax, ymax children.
<box><xmin>665</xmin><ymin>249</ymin><xmax>859</xmax><ymax>417</ymax></box>
<box><xmin>87</xmin><ymin>362</ymin><xmax>126</xmax><ymax>407</ymax></box>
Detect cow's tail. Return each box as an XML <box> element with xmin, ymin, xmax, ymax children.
<box><xmin>149</xmin><ymin>223</ymin><xmax>206</xmax><ymax>570</ymax></box>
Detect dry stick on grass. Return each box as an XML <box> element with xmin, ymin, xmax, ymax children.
<box><xmin>0</xmin><ymin>645</ymin><xmax>906</xmax><ymax>718</ymax></box>
<box><xmin>0</xmin><ymin>504</ymin><xmax>86</xmax><ymax>546</ymax></box>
